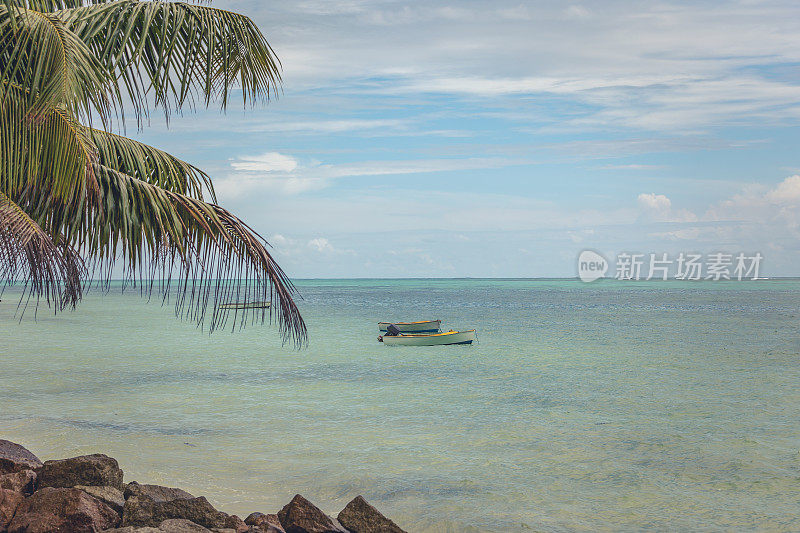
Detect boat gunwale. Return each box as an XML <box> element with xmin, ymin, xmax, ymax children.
<box><xmin>378</xmin><ymin>319</ymin><xmax>441</xmax><ymax>326</ymax></box>
<box><xmin>390</xmin><ymin>329</ymin><xmax>476</xmax><ymax>338</ymax></box>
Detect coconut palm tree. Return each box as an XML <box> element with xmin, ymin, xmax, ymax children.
<box><xmin>0</xmin><ymin>0</ymin><xmax>306</xmax><ymax>344</ymax></box>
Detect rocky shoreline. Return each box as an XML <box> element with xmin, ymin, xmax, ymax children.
<box><xmin>0</xmin><ymin>440</ymin><xmax>407</xmax><ymax>533</ymax></box>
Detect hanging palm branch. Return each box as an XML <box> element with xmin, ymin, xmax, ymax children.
<box><xmin>0</xmin><ymin>0</ymin><xmax>306</xmax><ymax>345</ymax></box>
<box><xmin>0</xmin><ymin>191</ymin><xmax>86</xmax><ymax>311</ymax></box>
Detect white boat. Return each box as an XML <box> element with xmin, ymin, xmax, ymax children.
<box><xmin>380</xmin><ymin>329</ymin><xmax>476</xmax><ymax>346</ymax></box>
<box><xmin>219</xmin><ymin>301</ymin><xmax>271</xmax><ymax>310</ymax></box>
<box><xmin>378</xmin><ymin>320</ymin><xmax>441</xmax><ymax>333</ymax></box>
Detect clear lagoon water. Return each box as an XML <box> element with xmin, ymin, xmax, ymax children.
<box><xmin>1</xmin><ymin>279</ymin><xmax>799</xmax><ymax>532</ymax></box>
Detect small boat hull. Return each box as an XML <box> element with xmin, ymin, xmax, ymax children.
<box><xmin>378</xmin><ymin>320</ymin><xmax>441</xmax><ymax>333</ymax></box>
<box><xmin>219</xmin><ymin>301</ymin><xmax>271</xmax><ymax>310</ymax></box>
<box><xmin>381</xmin><ymin>330</ymin><xmax>476</xmax><ymax>346</ymax></box>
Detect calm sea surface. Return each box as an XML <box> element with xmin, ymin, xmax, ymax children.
<box><xmin>1</xmin><ymin>279</ymin><xmax>799</xmax><ymax>532</ymax></box>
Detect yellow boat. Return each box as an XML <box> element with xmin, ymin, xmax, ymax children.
<box><xmin>378</xmin><ymin>319</ymin><xmax>441</xmax><ymax>333</ymax></box>
<box><xmin>379</xmin><ymin>329</ymin><xmax>476</xmax><ymax>346</ymax></box>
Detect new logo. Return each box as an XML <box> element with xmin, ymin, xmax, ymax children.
<box><xmin>578</xmin><ymin>250</ymin><xmax>608</xmax><ymax>282</ymax></box>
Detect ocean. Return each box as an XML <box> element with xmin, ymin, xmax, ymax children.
<box><xmin>1</xmin><ymin>279</ymin><xmax>799</xmax><ymax>532</ymax></box>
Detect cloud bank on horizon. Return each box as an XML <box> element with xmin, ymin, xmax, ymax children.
<box><xmin>134</xmin><ymin>0</ymin><xmax>800</xmax><ymax>277</ymax></box>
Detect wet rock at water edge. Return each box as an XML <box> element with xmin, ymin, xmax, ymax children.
<box><xmin>7</xmin><ymin>486</ymin><xmax>120</xmax><ymax>533</ymax></box>
<box><xmin>38</xmin><ymin>453</ymin><xmax>124</xmax><ymax>490</ymax></box>
<box><xmin>125</xmin><ymin>482</ymin><xmax>195</xmax><ymax>503</ymax></box>
<box><xmin>159</xmin><ymin>518</ymin><xmax>213</xmax><ymax>532</ymax></box>
<box><xmin>245</xmin><ymin>512</ymin><xmax>286</xmax><ymax>533</ymax></box>
<box><xmin>76</xmin><ymin>484</ymin><xmax>126</xmax><ymax>513</ymax></box>
<box><xmin>223</xmin><ymin>514</ymin><xmax>249</xmax><ymax>532</ymax></box>
<box><xmin>0</xmin><ymin>469</ymin><xmax>36</xmax><ymax>495</ymax></box>
<box><xmin>0</xmin><ymin>488</ymin><xmax>24</xmax><ymax>531</ymax></box>
<box><xmin>0</xmin><ymin>440</ymin><xmax>42</xmax><ymax>474</ymax></box>
<box><xmin>122</xmin><ymin>495</ymin><xmax>230</xmax><ymax>529</ymax></box>
<box><xmin>336</xmin><ymin>496</ymin><xmax>406</xmax><ymax>533</ymax></box>
<box><xmin>277</xmin><ymin>495</ymin><xmax>348</xmax><ymax>533</ymax></box>
<box><xmin>103</xmin><ymin>526</ymin><xmax>162</xmax><ymax>533</ymax></box>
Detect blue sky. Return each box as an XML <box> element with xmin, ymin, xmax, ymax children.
<box><xmin>135</xmin><ymin>0</ymin><xmax>800</xmax><ymax>277</ymax></box>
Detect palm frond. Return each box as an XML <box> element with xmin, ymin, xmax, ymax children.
<box><xmin>1</xmin><ymin>1</ymin><xmax>304</xmax><ymax>343</ymax></box>
<box><xmin>1</xmin><ymin>96</ymin><xmax>96</xmax><ymax>236</ymax></box>
<box><xmin>60</xmin><ymin>1</ymin><xmax>281</xmax><ymax>124</ymax></box>
<box><xmin>86</xmin><ymin>126</ymin><xmax>214</xmax><ymax>201</ymax></box>
<box><xmin>0</xmin><ymin>190</ymin><xmax>86</xmax><ymax>311</ymax></box>
<box><xmin>4</xmin><ymin>1</ymin><xmax>91</xmax><ymax>12</ymax></box>
<box><xmin>0</xmin><ymin>4</ymin><xmax>113</xmax><ymax>122</ymax></box>
<box><xmin>92</xmin><ymin>164</ymin><xmax>306</xmax><ymax>345</ymax></box>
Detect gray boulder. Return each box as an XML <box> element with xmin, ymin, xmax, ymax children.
<box><xmin>336</xmin><ymin>496</ymin><xmax>406</xmax><ymax>533</ymax></box>
<box><xmin>223</xmin><ymin>514</ymin><xmax>249</xmax><ymax>532</ymax></box>
<box><xmin>8</xmin><ymin>486</ymin><xmax>120</xmax><ymax>533</ymax></box>
<box><xmin>0</xmin><ymin>440</ymin><xmax>42</xmax><ymax>474</ymax></box>
<box><xmin>38</xmin><ymin>453</ymin><xmax>124</xmax><ymax>490</ymax></box>
<box><xmin>277</xmin><ymin>495</ymin><xmax>347</xmax><ymax>533</ymax></box>
<box><xmin>77</xmin><ymin>484</ymin><xmax>126</xmax><ymax>514</ymax></box>
<box><xmin>245</xmin><ymin>512</ymin><xmax>285</xmax><ymax>532</ymax></box>
<box><xmin>103</xmin><ymin>526</ymin><xmax>163</xmax><ymax>533</ymax></box>
<box><xmin>122</xmin><ymin>495</ymin><xmax>230</xmax><ymax>529</ymax></box>
<box><xmin>159</xmin><ymin>518</ymin><xmax>212</xmax><ymax>532</ymax></box>
<box><xmin>125</xmin><ymin>482</ymin><xmax>195</xmax><ymax>502</ymax></box>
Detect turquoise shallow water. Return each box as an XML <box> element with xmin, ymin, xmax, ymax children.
<box><xmin>1</xmin><ymin>279</ymin><xmax>800</xmax><ymax>532</ymax></box>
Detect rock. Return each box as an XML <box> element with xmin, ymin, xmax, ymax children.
<box><xmin>103</xmin><ymin>526</ymin><xmax>164</xmax><ymax>533</ymax></box>
<box><xmin>224</xmin><ymin>514</ymin><xmax>248</xmax><ymax>533</ymax></box>
<box><xmin>245</xmin><ymin>513</ymin><xmax>285</xmax><ymax>532</ymax></box>
<box><xmin>0</xmin><ymin>440</ymin><xmax>42</xmax><ymax>474</ymax></box>
<box><xmin>124</xmin><ymin>482</ymin><xmax>195</xmax><ymax>502</ymax></box>
<box><xmin>159</xmin><ymin>518</ymin><xmax>212</xmax><ymax>532</ymax></box>
<box><xmin>77</xmin><ymin>484</ymin><xmax>126</xmax><ymax>514</ymax></box>
<box><xmin>244</xmin><ymin>513</ymin><xmax>267</xmax><ymax>526</ymax></box>
<box><xmin>122</xmin><ymin>495</ymin><xmax>230</xmax><ymax>529</ymax></box>
<box><xmin>38</xmin><ymin>453</ymin><xmax>124</xmax><ymax>490</ymax></box>
<box><xmin>209</xmin><ymin>529</ymin><xmax>235</xmax><ymax>533</ymax></box>
<box><xmin>277</xmin><ymin>495</ymin><xmax>347</xmax><ymax>533</ymax></box>
<box><xmin>0</xmin><ymin>469</ymin><xmax>36</xmax><ymax>495</ymax></box>
<box><xmin>336</xmin><ymin>496</ymin><xmax>406</xmax><ymax>533</ymax></box>
<box><xmin>0</xmin><ymin>488</ymin><xmax>24</xmax><ymax>531</ymax></box>
<box><xmin>8</xmin><ymin>486</ymin><xmax>120</xmax><ymax>533</ymax></box>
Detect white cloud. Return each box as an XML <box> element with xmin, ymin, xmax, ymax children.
<box><xmin>563</xmin><ymin>5</ymin><xmax>591</xmax><ymax>19</ymax></box>
<box><xmin>766</xmin><ymin>175</ymin><xmax>800</xmax><ymax>204</ymax></box>
<box><xmin>706</xmin><ymin>175</ymin><xmax>800</xmax><ymax>232</ymax></box>
<box><xmin>637</xmin><ymin>192</ymin><xmax>698</xmax><ymax>223</ymax></box>
<box><xmin>238</xmin><ymin>0</ymin><xmax>800</xmax><ymax>133</ymax></box>
<box><xmin>307</xmin><ymin>237</ymin><xmax>334</xmax><ymax>252</ymax></box>
<box><xmin>233</xmin><ymin>176</ymin><xmax>800</xmax><ymax>276</ymax></box>
<box><xmin>243</xmin><ymin>118</ymin><xmax>409</xmax><ymax>134</ymax></box>
<box><xmin>269</xmin><ymin>233</ymin><xmax>289</xmax><ymax>246</ymax></box>
<box><xmin>230</xmin><ymin>152</ymin><xmax>298</xmax><ymax>172</ymax></box>
<box><xmin>601</xmin><ymin>164</ymin><xmax>664</xmax><ymax>170</ymax></box>
<box><xmin>220</xmin><ymin>155</ymin><xmax>531</xmax><ymax>196</ymax></box>
<box><xmin>638</xmin><ymin>192</ymin><xmax>671</xmax><ymax>211</ymax></box>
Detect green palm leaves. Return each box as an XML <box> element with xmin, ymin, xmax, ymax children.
<box><xmin>0</xmin><ymin>0</ymin><xmax>306</xmax><ymax>345</ymax></box>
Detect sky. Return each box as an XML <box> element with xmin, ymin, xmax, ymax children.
<box><xmin>133</xmin><ymin>0</ymin><xmax>800</xmax><ymax>278</ymax></box>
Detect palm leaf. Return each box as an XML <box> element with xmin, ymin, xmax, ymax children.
<box><xmin>0</xmin><ymin>4</ymin><xmax>113</xmax><ymax>123</ymax></box>
<box><xmin>92</xmin><ymin>164</ymin><xmax>306</xmax><ymax>345</ymax></box>
<box><xmin>0</xmin><ymin>190</ymin><xmax>86</xmax><ymax>312</ymax></box>
<box><xmin>1</xmin><ymin>1</ymin><xmax>304</xmax><ymax>343</ymax></box>
<box><xmin>87</xmin><ymin>126</ymin><xmax>214</xmax><ymax>200</ymax></box>
<box><xmin>1</xmin><ymin>96</ymin><xmax>97</xmax><ymax>239</ymax></box>
<box><xmin>60</xmin><ymin>1</ymin><xmax>281</xmax><ymax>124</ymax></box>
